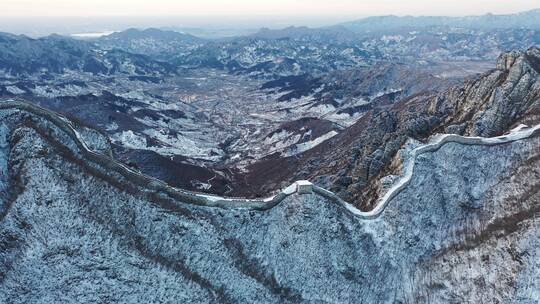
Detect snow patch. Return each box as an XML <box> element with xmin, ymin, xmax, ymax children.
<box><xmin>6</xmin><ymin>86</ymin><xmax>25</xmax><ymax>95</ymax></box>
<box><xmin>111</xmin><ymin>130</ymin><xmax>147</xmax><ymax>150</ymax></box>
<box><xmin>283</xmin><ymin>131</ymin><xmax>338</xmax><ymax>156</ymax></box>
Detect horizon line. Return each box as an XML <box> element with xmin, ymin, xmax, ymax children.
<box><xmin>0</xmin><ymin>8</ymin><xmax>539</xmax><ymax>19</ymax></box>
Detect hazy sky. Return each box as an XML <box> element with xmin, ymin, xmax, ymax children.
<box><xmin>2</xmin><ymin>0</ymin><xmax>539</xmax><ymax>17</ymax></box>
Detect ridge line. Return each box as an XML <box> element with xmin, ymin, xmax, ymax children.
<box><xmin>1</xmin><ymin>98</ymin><xmax>538</xmax><ymax>219</ymax></box>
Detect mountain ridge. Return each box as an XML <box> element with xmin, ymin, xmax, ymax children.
<box><xmin>1</xmin><ymin>98</ymin><xmax>538</xmax><ymax>216</ymax></box>
<box><xmin>1</xmin><ymin>91</ymin><xmax>539</xmax><ymax>303</ymax></box>
<box><xmin>341</xmin><ymin>9</ymin><xmax>540</xmax><ymax>32</ymax></box>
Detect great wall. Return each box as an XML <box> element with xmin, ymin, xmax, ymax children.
<box><xmin>1</xmin><ymin>98</ymin><xmax>539</xmax><ymax>219</ymax></box>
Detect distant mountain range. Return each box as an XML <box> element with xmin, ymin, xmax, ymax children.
<box><xmin>90</xmin><ymin>23</ymin><xmax>538</xmax><ymax>79</ymax></box>
<box><xmin>341</xmin><ymin>9</ymin><xmax>540</xmax><ymax>33</ymax></box>
<box><xmin>0</xmin><ymin>32</ymin><xmax>175</xmax><ymax>76</ymax></box>
<box><xmin>2</xmin><ymin>10</ymin><xmax>537</xmax><ymax>79</ymax></box>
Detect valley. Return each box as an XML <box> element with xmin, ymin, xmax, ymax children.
<box><xmin>0</xmin><ymin>7</ymin><xmax>540</xmax><ymax>303</ymax></box>
<box><xmin>0</xmin><ymin>10</ymin><xmax>538</xmax><ymax>200</ymax></box>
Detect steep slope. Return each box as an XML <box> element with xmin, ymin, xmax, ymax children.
<box><xmin>0</xmin><ymin>98</ymin><xmax>538</xmax><ymax>303</ymax></box>
<box><xmin>239</xmin><ymin>48</ymin><xmax>540</xmax><ymax>208</ymax></box>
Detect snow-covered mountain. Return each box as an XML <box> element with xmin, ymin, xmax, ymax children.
<box><xmin>0</xmin><ymin>15</ymin><xmax>539</xmax><ymax>302</ymax></box>
<box><xmin>0</xmin><ymin>32</ymin><xmax>175</xmax><ymax>77</ymax></box>
<box><xmin>0</xmin><ymin>66</ymin><xmax>538</xmax><ymax>301</ymax></box>
<box><xmin>341</xmin><ymin>9</ymin><xmax>540</xmax><ymax>32</ymax></box>
<box><xmin>97</xmin><ymin>28</ymin><xmax>205</xmax><ymax>59</ymax></box>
